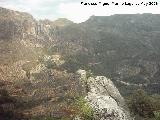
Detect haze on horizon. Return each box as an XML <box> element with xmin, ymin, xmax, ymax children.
<box><xmin>0</xmin><ymin>0</ymin><xmax>160</xmax><ymax>23</ymax></box>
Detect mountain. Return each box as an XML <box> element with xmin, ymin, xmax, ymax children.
<box><xmin>0</xmin><ymin>7</ymin><xmax>160</xmax><ymax>119</ymax></box>
<box><xmin>1</xmin><ymin>6</ymin><xmax>160</xmax><ymax>97</ymax></box>
<box><xmin>58</xmin><ymin>14</ymin><xmax>160</xmax><ymax>95</ymax></box>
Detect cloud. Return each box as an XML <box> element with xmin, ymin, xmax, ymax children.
<box><xmin>0</xmin><ymin>0</ymin><xmax>160</xmax><ymax>23</ymax></box>
<box><xmin>59</xmin><ymin>0</ymin><xmax>160</xmax><ymax>23</ymax></box>
<box><xmin>0</xmin><ymin>0</ymin><xmax>62</xmax><ymax>19</ymax></box>
<box><xmin>59</xmin><ymin>2</ymin><xmax>91</xmax><ymax>23</ymax></box>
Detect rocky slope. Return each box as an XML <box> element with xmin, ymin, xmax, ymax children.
<box><xmin>0</xmin><ymin>7</ymin><xmax>83</xmax><ymax>119</ymax></box>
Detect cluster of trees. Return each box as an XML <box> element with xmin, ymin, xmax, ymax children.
<box><xmin>127</xmin><ymin>89</ymin><xmax>160</xmax><ymax>120</ymax></box>
<box><xmin>0</xmin><ymin>89</ymin><xmax>27</xmax><ymax>120</ymax></box>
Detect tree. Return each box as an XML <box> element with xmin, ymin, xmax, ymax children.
<box><xmin>22</xmin><ymin>61</ymin><xmax>38</xmax><ymax>79</ymax></box>
<box><xmin>127</xmin><ymin>89</ymin><xmax>155</xmax><ymax>118</ymax></box>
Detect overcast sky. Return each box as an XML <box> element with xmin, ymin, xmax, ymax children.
<box><xmin>0</xmin><ymin>0</ymin><xmax>160</xmax><ymax>23</ymax></box>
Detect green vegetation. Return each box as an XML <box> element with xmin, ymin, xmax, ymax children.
<box><xmin>30</xmin><ymin>97</ymin><xmax>94</xmax><ymax>120</ymax></box>
<box><xmin>22</xmin><ymin>61</ymin><xmax>38</xmax><ymax>79</ymax></box>
<box><xmin>61</xmin><ymin>55</ymin><xmax>83</xmax><ymax>72</ymax></box>
<box><xmin>0</xmin><ymin>89</ymin><xmax>25</xmax><ymax>120</ymax></box>
<box><xmin>38</xmin><ymin>55</ymin><xmax>57</xmax><ymax>69</ymax></box>
<box><xmin>127</xmin><ymin>89</ymin><xmax>160</xmax><ymax>119</ymax></box>
<box><xmin>2</xmin><ymin>9</ymin><xmax>160</xmax><ymax>120</ymax></box>
<box><xmin>61</xmin><ymin>53</ymin><xmax>90</xmax><ymax>73</ymax></box>
<box><xmin>154</xmin><ymin>111</ymin><xmax>160</xmax><ymax>120</ymax></box>
<box><xmin>70</xmin><ymin>97</ymin><xmax>94</xmax><ymax>120</ymax></box>
<box><xmin>86</xmin><ymin>70</ymin><xmax>94</xmax><ymax>79</ymax></box>
<box><xmin>44</xmin><ymin>59</ymin><xmax>56</xmax><ymax>69</ymax></box>
<box><xmin>31</xmin><ymin>117</ymin><xmax>70</xmax><ymax>120</ymax></box>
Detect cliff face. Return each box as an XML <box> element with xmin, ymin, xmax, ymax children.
<box><xmin>0</xmin><ymin>7</ymin><xmax>36</xmax><ymax>40</ymax></box>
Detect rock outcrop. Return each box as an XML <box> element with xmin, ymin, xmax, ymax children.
<box><xmin>77</xmin><ymin>70</ymin><xmax>131</xmax><ymax>120</ymax></box>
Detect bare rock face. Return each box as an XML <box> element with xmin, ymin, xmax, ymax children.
<box><xmin>0</xmin><ymin>7</ymin><xmax>36</xmax><ymax>40</ymax></box>
<box><xmin>77</xmin><ymin>70</ymin><xmax>131</xmax><ymax>120</ymax></box>
<box><xmin>86</xmin><ymin>76</ymin><xmax>131</xmax><ymax>120</ymax></box>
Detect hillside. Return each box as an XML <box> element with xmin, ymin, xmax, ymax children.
<box><xmin>57</xmin><ymin>14</ymin><xmax>160</xmax><ymax>95</ymax></box>
<box><xmin>0</xmin><ymin>7</ymin><xmax>160</xmax><ymax>119</ymax></box>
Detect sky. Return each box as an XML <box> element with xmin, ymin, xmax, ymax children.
<box><xmin>0</xmin><ymin>0</ymin><xmax>160</xmax><ymax>23</ymax></box>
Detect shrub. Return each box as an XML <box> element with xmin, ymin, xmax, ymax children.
<box><xmin>0</xmin><ymin>89</ymin><xmax>9</xmax><ymax>97</ymax></box>
<box><xmin>154</xmin><ymin>111</ymin><xmax>160</xmax><ymax>120</ymax></box>
<box><xmin>127</xmin><ymin>89</ymin><xmax>155</xmax><ymax>118</ymax></box>
<box><xmin>71</xmin><ymin>97</ymin><xmax>94</xmax><ymax>120</ymax></box>
<box><xmin>86</xmin><ymin>70</ymin><xmax>94</xmax><ymax>79</ymax></box>
<box><xmin>44</xmin><ymin>59</ymin><xmax>56</xmax><ymax>69</ymax></box>
<box><xmin>31</xmin><ymin>117</ymin><xmax>70</xmax><ymax>120</ymax></box>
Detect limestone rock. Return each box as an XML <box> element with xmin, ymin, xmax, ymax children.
<box><xmin>77</xmin><ymin>70</ymin><xmax>131</xmax><ymax>120</ymax></box>
<box><xmin>86</xmin><ymin>76</ymin><xmax>131</xmax><ymax>120</ymax></box>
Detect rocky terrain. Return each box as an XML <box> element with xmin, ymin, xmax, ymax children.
<box><xmin>0</xmin><ymin>7</ymin><xmax>160</xmax><ymax>119</ymax></box>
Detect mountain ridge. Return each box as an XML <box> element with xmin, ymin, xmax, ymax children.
<box><xmin>1</xmin><ymin>7</ymin><xmax>160</xmax><ymax>95</ymax></box>
<box><xmin>0</xmin><ymin>7</ymin><xmax>160</xmax><ymax>119</ymax></box>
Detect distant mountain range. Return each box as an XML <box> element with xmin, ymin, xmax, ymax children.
<box><xmin>1</xmin><ymin>7</ymin><xmax>160</xmax><ymax>97</ymax></box>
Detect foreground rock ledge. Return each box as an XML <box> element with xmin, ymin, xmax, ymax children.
<box><xmin>77</xmin><ymin>70</ymin><xmax>132</xmax><ymax>120</ymax></box>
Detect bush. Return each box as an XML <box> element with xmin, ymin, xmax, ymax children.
<box><xmin>38</xmin><ymin>55</ymin><xmax>56</xmax><ymax>69</ymax></box>
<box><xmin>0</xmin><ymin>89</ymin><xmax>26</xmax><ymax>120</ymax></box>
<box><xmin>0</xmin><ymin>89</ymin><xmax>9</xmax><ymax>97</ymax></box>
<box><xmin>86</xmin><ymin>70</ymin><xmax>94</xmax><ymax>79</ymax></box>
<box><xmin>126</xmin><ymin>90</ymin><xmax>160</xmax><ymax>120</ymax></box>
<box><xmin>31</xmin><ymin>117</ymin><xmax>70</xmax><ymax>120</ymax></box>
<box><xmin>45</xmin><ymin>59</ymin><xmax>56</xmax><ymax>69</ymax></box>
<box><xmin>127</xmin><ymin>89</ymin><xmax>155</xmax><ymax>118</ymax></box>
<box><xmin>62</xmin><ymin>56</ymin><xmax>82</xmax><ymax>72</ymax></box>
<box><xmin>71</xmin><ymin>97</ymin><xmax>94</xmax><ymax>120</ymax></box>
<box><xmin>154</xmin><ymin>111</ymin><xmax>160</xmax><ymax>120</ymax></box>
